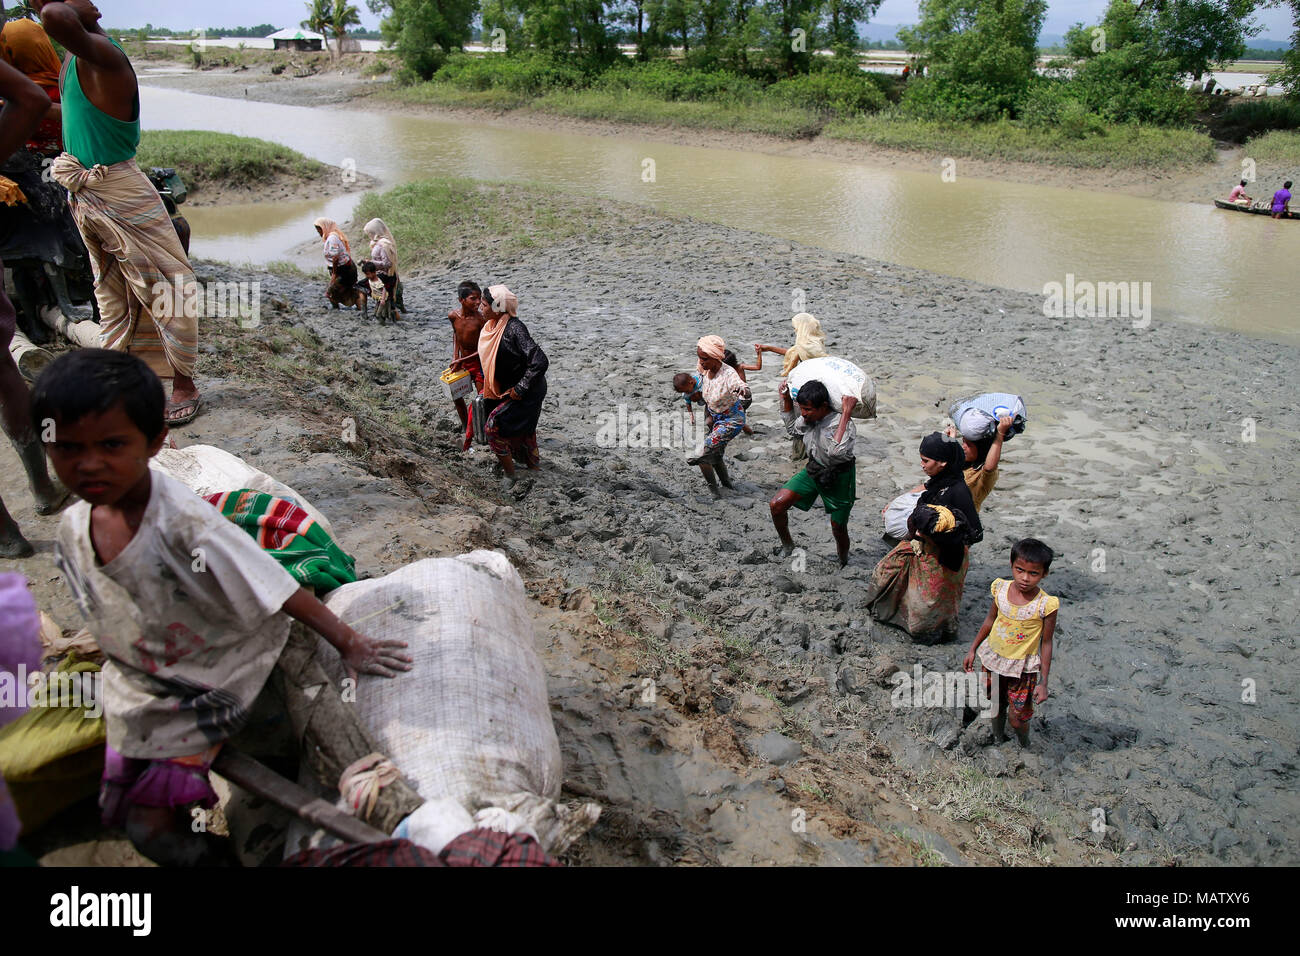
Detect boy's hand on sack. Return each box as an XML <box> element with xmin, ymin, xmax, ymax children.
<box><xmin>997</xmin><ymin>415</ymin><xmax>1014</xmax><ymax>437</ymax></box>
<box><xmin>341</xmin><ymin>630</ymin><xmax>414</xmax><ymax>680</ymax></box>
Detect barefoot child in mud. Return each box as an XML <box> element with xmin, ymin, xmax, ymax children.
<box><xmin>447</xmin><ymin>281</ymin><xmax>485</xmax><ymax>449</ymax></box>
<box><xmin>36</xmin><ymin>350</ymin><xmax>423</xmax><ymax>865</ymax></box>
<box><xmin>769</xmin><ymin>380</ymin><xmax>856</xmax><ymax>566</ymax></box>
<box><xmin>963</xmin><ymin>538</ymin><xmax>1058</xmax><ymax>747</ymax></box>
<box><xmin>361</xmin><ymin>261</ymin><xmax>390</xmax><ymax>324</ymax></box>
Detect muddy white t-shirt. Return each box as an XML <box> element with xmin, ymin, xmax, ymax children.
<box><xmin>55</xmin><ymin>471</ymin><xmax>300</xmax><ymax>758</ymax></box>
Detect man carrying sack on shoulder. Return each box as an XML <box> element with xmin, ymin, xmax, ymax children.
<box><xmin>34</xmin><ymin>0</ymin><xmax>201</xmax><ymax>426</ymax></box>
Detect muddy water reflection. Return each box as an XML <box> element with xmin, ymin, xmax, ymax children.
<box><xmin>142</xmin><ymin>86</ymin><xmax>1300</xmax><ymax>341</ymax></box>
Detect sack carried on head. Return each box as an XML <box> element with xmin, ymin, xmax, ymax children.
<box><xmin>948</xmin><ymin>392</ymin><xmax>1027</xmax><ymax>442</ymax></box>
<box><xmin>787</xmin><ymin>356</ymin><xmax>876</xmax><ymax>419</ymax></box>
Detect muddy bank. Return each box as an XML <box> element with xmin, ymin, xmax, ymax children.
<box><xmin>4</xmin><ymin>197</ymin><xmax>1297</xmax><ymax>865</ymax></box>
<box><xmin>181</xmin><ymin>168</ymin><xmax>377</xmax><ymax>208</ymax></box>
<box><xmin>223</xmin><ymin>194</ymin><xmax>1297</xmax><ymax>864</ymax></box>
<box><xmin>135</xmin><ymin>64</ymin><xmax>1256</xmax><ymax>206</ymax></box>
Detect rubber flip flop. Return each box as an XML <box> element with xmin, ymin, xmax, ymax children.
<box><xmin>165</xmin><ymin>395</ymin><xmax>202</xmax><ymax>427</ymax></box>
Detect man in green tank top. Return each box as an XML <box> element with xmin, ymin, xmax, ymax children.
<box><xmin>34</xmin><ymin>0</ymin><xmax>201</xmax><ymax>426</ymax></box>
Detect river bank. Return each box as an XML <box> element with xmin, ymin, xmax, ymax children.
<box><xmin>7</xmin><ymin>178</ymin><xmax>1295</xmax><ymax>865</ymax></box>
<box><xmin>135</xmin><ymin>65</ymin><xmax>1270</xmax><ymax>205</ymax></box>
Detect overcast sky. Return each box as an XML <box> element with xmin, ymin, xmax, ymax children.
<box><xmin>94</xmin><ymin>0</ymin><xmax>1293</xmax><ymax>41</ymax></box>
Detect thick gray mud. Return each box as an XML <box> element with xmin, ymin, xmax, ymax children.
<box><xmin>210</xmin><ymin>203</ymin><xmax>1299</xmax><ymax>865</ymax></box>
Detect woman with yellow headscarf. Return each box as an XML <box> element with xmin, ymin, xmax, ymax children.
<box><xmin>753</xmin><ymin>313</ymin><xmax>828</xmax><ymax>460</ymax></box>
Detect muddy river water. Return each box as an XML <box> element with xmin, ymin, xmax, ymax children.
<box><xmin>140</xmin><ymin>86</ymin><xmax>1299</xmax><ymax>342</ymax></box>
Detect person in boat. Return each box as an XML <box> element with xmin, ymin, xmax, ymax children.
<box><xmin>1228</xmin><ymin>179</ymin><xmax>1252</xmax><ymax>205</ymax></box>
<box><xmin>1271</xmin><ymin>181</ymin><xmax>1292</xmax><ymax>220</ymax></box>
<box><xmin>36</xmin><ymin>0</ymin><xmax>202</xmax><ymax>427</ymax></box>
<box><xmin>864</xmin><ymin>433</ymin><xmax>983</xmax><ymax>644</ymax></box>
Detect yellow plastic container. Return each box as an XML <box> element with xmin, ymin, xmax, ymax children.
<box><xmin>440</xmin><ymin>366</ymin><xmax>475</xmax><ymax>401</ymax></box>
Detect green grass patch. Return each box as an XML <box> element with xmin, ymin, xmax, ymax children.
<box><xmin>825</xmin><ymin>114</ymin><xmax>1216</xmax><ymax>168</ymax></box>
<box><xmin>1244</xmin><ymin>129</ymin><xmax>1300</xmax><ymax>165</ymax></box>
<box><xmin>136</xmin><ymin>130</ymin><xmax>329</xmax><ymax>192</ymax></box>
<box><xmin>352</xmin><ymin>177</ymin><xmax>622</xmax><ymax>272</ymax></box>
<box><xmin>534</xmin><ymin>89</ymin><xmax>824</xmax><ymax>138</ymax></box>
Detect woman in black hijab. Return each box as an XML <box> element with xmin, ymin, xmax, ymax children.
<box><xmin>865</xmin><ymin>433</ymin><xmax>983</xmax><ymax>644</ymax></box>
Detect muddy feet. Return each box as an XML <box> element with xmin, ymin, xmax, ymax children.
<box><xmin>33</xmin><ymin>481</ymin><xmax>71</xmax><ymax>516</ymax></box>
<box><xmin>501</xmin><ymin>475</ymin><xmax>534</xmax><ymax>499</ymax></box>
<box><xmin>0</xmin><ymin>515</ymin><xmax>34</xmax><ymax>558</ymax></box>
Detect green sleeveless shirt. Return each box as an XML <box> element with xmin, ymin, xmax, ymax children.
<box><xmin>60</xmin><ymin>37</ymin><xmax>139</xmax><ymax>168</ymax></box>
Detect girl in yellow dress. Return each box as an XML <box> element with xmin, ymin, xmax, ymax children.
<box><xmin>963</xmin><ymin>538</ymin><xmax>1059</xmax><ymax>746</ymax></box>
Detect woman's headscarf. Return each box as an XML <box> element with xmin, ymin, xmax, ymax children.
<box><xmin>0</xmin><ymin>19</ymin><xmax>61</xmax><ymax>92</ymax></box>
<box><xmin>913</xmin><ymin>432</ymin><xmax>982</xmax><ymax>566</ymax></box>
<box><xmin>313</xmin><ymin>217</ymin><xmax>351</xmax><ymax>255</ymax></box>
<box><xmin>781</xmin><ymin>313</ymin><xmax>828</xmax><ymax>376</ymax></box>
<box><xmin>478</xmin><ymin>284</ymin><xmax>518</xmax><ymax>400</ymax></box>
<box><xmin>697</xmin><ymin>334</ymin><xmax>726</xmax><ymax>362</ymax></box>
<box><xmin>363</xmin><ymin>218</ymin><xmax>398</xmax><ymax>274</ymax></box>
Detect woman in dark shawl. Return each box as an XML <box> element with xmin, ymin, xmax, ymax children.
<box><xmin>477</xmin><ymin>284</ymin><xmax>548</xmax><ymax>491</ymax></box>
<box><xmin>865</xmin><ymin>433</ymin><xmax>983</xmax><ymax>644</ymax></box>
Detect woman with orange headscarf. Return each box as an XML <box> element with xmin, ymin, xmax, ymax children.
<box><xmin>0</xmin><ymin>14</ymin><xmax>61</xmax><ymax>154</ymax></box>
<box><xmin>313</xmin><ymin>217</ymin><xmax>358</xmax><ymax>309</ymax></box>
<box><xmin>477</xmin><ymin>284</ymin><xmax>548</xmax><ymax>492</ymax></box>
<box><xmin>688</xmin><ymin>334</ymin><xmax>751</xmax><ymax>498</ymax></box>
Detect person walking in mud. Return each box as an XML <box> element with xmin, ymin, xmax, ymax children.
<box><xmin>447</xmin><ymin>280</ymin><xmax>486</xmax><ymax>450</ymax></box>
<box><xmin>0</xmin><ymin>56</ymin><xmax>69</xmax><ymax>556</ymax></box>
<box><xmin>687</xmin><ymin>335</ymin><xmax>750</xmax><ymax>498</ymax></box>
<box><xmin>963</xmin><ymin>538</ymin><xmax>1059</xmax><ymax>747</ymax></box>
<box><xmin>751</xmin><ymin>312</ymin><xmax>829</xmax><ymax>459</ymax></box>
<box><xmin>35</xmin><ymin>0</ymin><xmax>202</xmax><ymax>427</ymax></box>
<box><xmin>477</xmin><ymin>285</ymin><xmax>548</xmax><ymax>493</ymax></box>
<box><xmin>770</xmin><ymin>379</ymin><xmax>856</xmax><ymax>566</ymax></box>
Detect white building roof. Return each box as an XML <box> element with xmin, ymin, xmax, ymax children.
<box><xmin>266</xmin><ymin>28</ymin><xmax>327</xmax><ymax>42</ymax></box>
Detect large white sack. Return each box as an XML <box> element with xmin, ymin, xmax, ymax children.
<box><xmin>883</xmin><ymin>490</ymin><xmax>921</xmax><ymax>539</ymax></box>
<box><xmin>787</xmin><ymin>356</ymin><xmax>876</xmax><ymax>419</ymax></box>
<box><xmin>290</xmin><ymin>551</ymin><xmax>599</xmax><ymax>856</ymax></box>
<box><xmin>150</xmin><ymin>444</ymin><xmax>334</xmax><ymax>537</ymax></box>
<box><xmin>947</xmin><ymin>392</ymin><xmax>1027</xmax><ymax>443</ymax></box>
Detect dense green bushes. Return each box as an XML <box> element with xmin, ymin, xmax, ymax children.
<box><xmin>430</xmin><ymin>53</ymin><xmax>588</xmax><ymax>95</ymax></box>
<box><xmin>1217</xmin><ymin>99</ymin><xmax>1300</xmax><ymax>142</ymax></box>
<box><xmin>767</xmin><ymin>72</ymin><xmax>888</xmax><ymax>115</ymax></box>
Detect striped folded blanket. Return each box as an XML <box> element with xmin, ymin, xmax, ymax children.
<box><xmin>203</xmin><ymin>489</ymin><xmax>357</xmax><ymax>594</ymax></box>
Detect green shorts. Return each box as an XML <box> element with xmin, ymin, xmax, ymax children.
<box><xmin>783</xmin><ymin>463</ymin><xmax>856</xmax><ymax>526</ymax></box>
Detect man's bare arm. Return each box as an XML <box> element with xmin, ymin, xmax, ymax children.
<box><xmin>0</xmin><ymin>61</ymin><xmax>51</xmax><ymax>161</ymax></box>
<box><xmin>35</xmin><ymin>1</ymin><xmax>126</xmax><ymax>68</ymax></box>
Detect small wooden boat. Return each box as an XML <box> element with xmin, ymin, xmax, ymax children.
<box><xmin>1214</xmin><ymin>198</ymin><xmax>1297</xmax><ymax>218</ymax></box>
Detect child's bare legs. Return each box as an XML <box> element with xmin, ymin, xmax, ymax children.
<box><xmin>697</xmin><ymin>463</ymin><xmax>722</xmax><ymax>497</ymax></box>
<box><xmin>123</xmin><ymin>804</ymin><xmax>235</xmax><ymax>867</ymax></box>
<box><xmin>454</xmin><ymin>396</ymin><xmax>469</xmax><ymax>431</ymax></box>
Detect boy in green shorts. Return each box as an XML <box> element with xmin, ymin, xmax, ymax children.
<box><xmin>770</xmin><ymin>379</ymin><xmax>857</xmax><ymax>567</ymax></box>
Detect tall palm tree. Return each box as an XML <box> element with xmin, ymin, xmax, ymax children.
<box><xmin>328</xmin><ymin>0</ymin><xmax>362</xmax><ymax>58</ymax></box>
<box><xmin>301</xmin><ymin>0</ymin><xmax>330</xmax><ymax>49</ymax></box>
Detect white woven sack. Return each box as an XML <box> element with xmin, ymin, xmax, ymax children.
<box><xmin>883</xmin><ymin>490</ymin><xmax>921</xmax><ymax>539</ymax></box>
<box><xmin>787</xmin><ymin>356</ymin><xmax>877</xmax><ymax>419</ymax></box>
<box><xmin>291</xmin><ymin>551</ymin><xmax>599</xmax><ymax>856</ymax></box>
<box><xmin>150</xmin><ymin>444</ymin><xmax>334</xmax><ymax>537</ymax></box>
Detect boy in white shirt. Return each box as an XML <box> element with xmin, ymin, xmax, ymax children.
<box><xmin>35</xmin><ymin>349</ymin><xmax>422</xmax><ymax>865</ymax></box>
